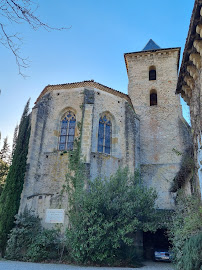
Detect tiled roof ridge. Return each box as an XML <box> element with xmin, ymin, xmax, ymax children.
<box><xmin>35</xmin><ymin>80</ymin><xmax>134</xmax><ymax>108</ymax></box>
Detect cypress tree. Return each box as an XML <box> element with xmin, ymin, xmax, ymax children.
<box><xmin>0</xmin><ymin>100</ymin><xmax>31</xmax><ymax>256</ymax></box>
<box><xmin>0</xmin><ymin>137</ymin><xmax>11</xmax><ymax>164</ymax></box>
<box><xmin>0</xmin><ymin>159</ymin><xmax>9</xmax><ymax>196</ymax></box>
<box><xmin>11</xmin><ymin>124</ymin><xmax>19</xmax><ymax>160</ymax></box>
<box><xmin>0</xmin><ymin>137</ymin><xmax>11</xmax><ymax>195</ymax></box>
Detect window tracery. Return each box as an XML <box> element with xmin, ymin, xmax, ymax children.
<box><xmin>98</xmin><ymin>115</ymin><xmax>111</xmax><ymax>154</ymax></box>
<box><xmin>59</xmin><ymin>111</ymin><xmax>76</xmax><ymax>151</ymax></box>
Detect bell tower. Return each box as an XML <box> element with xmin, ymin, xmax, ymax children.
<box><xmin>124</xmin><ymin>40</ymin><xmax>189</xmax><ymax>209</ymax></box>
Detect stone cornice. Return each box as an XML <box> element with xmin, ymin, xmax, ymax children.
<box><xmin>124</xmin><ymin>47</ymin><xmax>180</xmax><ymax>74</ymax></box>
<box><xmin>35</xmin><ymin>80</ymin><xmax>134</xmax><ymax>109</ymax></box>
<box><xmin>176</xmin><ymin>0</ymin><xmax>202</xmax><ymax>105</ymax></box>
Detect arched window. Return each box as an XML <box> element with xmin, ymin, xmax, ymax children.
<box><xmin>98</xmin><ymin>115</ymin><xmax>111</xmax><ymax>154</ymax></box>
<box><xmin>150</xmin><ymin>90</ymin><xmax>157</xmax><ymax>106</ymax></box>
<box><xmin>59</xmin><ymin>111</ymin><xmax>76</xmax><ymax>151</ymax></box>
<box><xmin>149</xmin><ymin>66</ymin><xmax>156</xmax><ymax>80</ymax></box>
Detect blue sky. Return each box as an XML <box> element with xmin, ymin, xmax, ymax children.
<box><xmin>0</xmin><ymin>0</ymin><xmax>194</xmax><ymax>147</ymax></box>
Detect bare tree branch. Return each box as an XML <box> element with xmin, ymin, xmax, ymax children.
<box><xmin>0</xmin><ymin>0</ymin><xmax>70</xmax><ymax>76</ymax></box>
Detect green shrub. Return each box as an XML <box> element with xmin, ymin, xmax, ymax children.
<box><xmin>5</xmin><ymin>209</ymin><xmax>63</xmax><ymax>262</ymax></box>
<box><xmin>25</xmin><ymin>229</ymin><xmax>61</xmax><ymax>262</ymax></box>
<box><xmin>5</xmin><ymin>209</ymin><xmax>41</xmax><ymax>260</ymax></box>
<box><xmin>168</xmin><ymin>193</ymin><xmax>202</xmax><ymax>270</ymax></box>
<box><xmin>181</xmin><ymin>233</ymin><xmax>202</xmax><ymax>270</ymax></box>
<box><xmin>66</xmin><ymin>168</ymin><xmax>159</xmax><ymax>266</ymax></box>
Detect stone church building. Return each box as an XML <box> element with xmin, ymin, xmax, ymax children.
<box><xmin>19</xmin><ymin>40</ymin><xmax>191</xmax><ymax>229</ymax></box>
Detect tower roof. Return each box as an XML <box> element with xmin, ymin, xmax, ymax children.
<box><xmin>142</xmin><ymin>39</ymin><xmax>160</xmax><ymax>51</ymax></box>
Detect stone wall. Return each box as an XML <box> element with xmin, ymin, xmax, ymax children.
<box><xmin>189</xmin><ymin>71</ymin><xmax>202</xmax><ymax>194</ymax></box>
<box><xmin>19</xmin><ymin>87</ymin><xmax>83</xmax><ymax>228</ymax></box>
<box><xmin>176</xmin><ymin>1</ymin><xmax>202</xmax><ymax>198</ymax></box>
<box><xmin>125</xmin><ymin>48</ymin><xmax>190</xmax><ymax>208</ymax></box>
<box><xmin>19</xmin><ymin>85</ymin><xmax>140</xmax><ymax>228</ymax></box>
<box><xmin>89</xmin><ymin>89</ymin><xmax>140</xmax><ymax>179</ymax></box>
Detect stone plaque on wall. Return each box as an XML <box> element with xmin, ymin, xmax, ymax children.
<box><xmin>45</xmin><ymin>209</ymin><xmax>65</xmax><ymax>223</ymax></box>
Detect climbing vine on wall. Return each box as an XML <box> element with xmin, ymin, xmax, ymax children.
<box><xmin>64</xmin><ymin>104</ymin><xmax>160</xmax><ymax>266</ymax></box>
<box><xmin>65</xmin><ymin>106</ymin><xmax>87</xmax><ymax>213</ymax></box>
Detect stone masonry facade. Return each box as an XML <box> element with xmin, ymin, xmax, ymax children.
<box><xmin>125</xmin><ymin>47</ymin><xmax>191</xmax><ymax>208</ymax></box>
<box><xmin>19</xmin><ymin>42</ymin><xmax>191</xmax><ymax>229</ymax></box>
<box><xmin>176</xmin><ymin>0</ymin><xmax>202</xmax><ymax>198</ymax></box>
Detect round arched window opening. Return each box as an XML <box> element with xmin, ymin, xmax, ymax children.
<box><xmin>149</xmin><ymin>66</ymin><xmax>156</xmax><ymax>80</ymax></box>
<box><xmin>150</xmin><ymin>90</ymin><xmax>157</xmax><ymax>106</ymax></box>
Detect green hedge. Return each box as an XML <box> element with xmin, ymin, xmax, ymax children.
<box><xmin>6</xmin><ymin>209</ymin><xmax>62</xmax><ymax>262</ymax></box>
<box><xmin>169</xmin><ymin>193</ymin><xmax>202</xmax><ymax>270</ymax></box>
<box><xmin>181</xmin><ymin>232</ymin><xmax>202</xmax><ymax>270</ymax></box>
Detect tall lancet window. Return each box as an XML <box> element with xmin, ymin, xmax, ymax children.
<box><xmin>59</xmin><ymin>111</ymin><xmax>76</xmax><ymax>151</ymax></box>
<box><xmin>98</xmin><ymin>115</ymin><xmax>111</xmax><ymax>154</ymax></box>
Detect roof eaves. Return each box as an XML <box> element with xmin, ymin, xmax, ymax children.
<box><xmin>124</xmin><ymin>47</ymin><xmax>180</xmax><ymax>56</ymax></box>
<box><xmin>176</xmin><ymin>0</ymin><xmax>202</xmax><ymax>94</ymax></box>
<box><xmin>35</xmin><ymin>80</ymin><xmax>135</xmax><ymax>110</ymax></box>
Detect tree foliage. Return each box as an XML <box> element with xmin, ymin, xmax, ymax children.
<box><xmin>0</xmin><ymin>137</ymin><xmax>11</xmax><ymax>163</ymax></box>
<box><xmin>0</xmin><ymin>137</ymin><xmax>11</xmax><ymax>196</ymax></box>
<box><xmin>11</xmin><ymin>124</ymin><xmax>19</xmax><ymax>159</ymax></box>
<box><xmin>5</xmin><ymin>209</ymin><xmax>62</xmax><ymax>262</ymax></box>
<box><xmin>168</xmin><ymin>193</ymin><xmax>202</xmax><ymax>270</ymax></box>
<box><xmin>0</xmin><ymin>159</ymin><xmax>9</xmax><ymax>196</ymax></box>
<box><xmin>181</xmin><ymin>232</ymin><xmax>202</xmax><ymax>270</ymax></box>
<box><xmin>0</xmin><ymin>99</ymin><xmax>31</xmax><ymax>255</ymax></box>
<box><xmin>63</xmin><ymin>118</ymin><xmax>159</xmax><ymax>266</ymax></box>
<box><xmin>66</xmin><ymin>167</ymin><xmax>159</xmax><ymax>266</ymax></box>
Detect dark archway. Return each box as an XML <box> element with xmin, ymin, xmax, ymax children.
<box><xmin>143</xmin><ymin>229</ymin><xmax>170</xmax><ymax>260</ymax></box>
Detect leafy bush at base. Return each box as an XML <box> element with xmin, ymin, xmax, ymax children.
<box><xmin>25</xmin><ymin>229</ymin><xmax>62</xmax><ymax>262</ymax></box>
<box><xmin>169</xmin><ymin>193</ymin><xmax>202</xmax><ymax>270</ymax></box>
<box><xmin>5</xmin><ymin>209</ymin><xmax>63</xmax><ymax>262</ymax></box>
<box><xmin>66</xmin><ymin>168</ymin><xmax>159</xmax><ymax>266</ymax></box>
<box><xmin>181</xmin><ymin>233</ymin><xmax>202</xmax><ymax>270</ymax></box>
